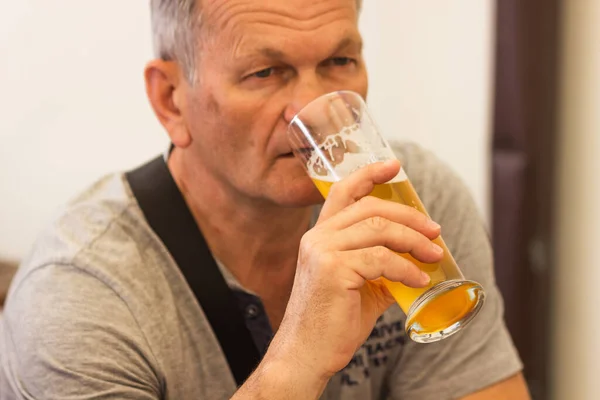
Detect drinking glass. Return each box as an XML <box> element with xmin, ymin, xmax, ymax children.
<box><xmin>287</xmin><ymin>90</ymin><xmax>486</xmax><ymax>343</ymax></box>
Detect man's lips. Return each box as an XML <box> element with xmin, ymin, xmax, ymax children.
<box><xmin>278</xmin><ymin>148</ymin><xmax>313</xmax><ymax>159</ymax></box>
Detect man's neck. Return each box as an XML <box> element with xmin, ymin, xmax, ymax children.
<box><xmin>167</xmin><ymin>149</ymin><xmax>314</xmax><ymax>290</ymax></box>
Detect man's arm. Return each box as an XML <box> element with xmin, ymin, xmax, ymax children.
<box><xmin>232</xmin><ymin>160</ymin><xmax>442</xmax><ymax>399</ymax></box>
<box><xmin>232</xmin><ymin>348</ymin><xmax>329</xmax><ymax>400</ymax></box>
<box><xmin>2</xmin><ymin>264</ymin><xmax>162</xmax><ymax>399</ymax></box>
<box><xmin>461</xmin><ymin>373</ymin><xmax>530</xmax><ymax>400</ymax></box>
<box><xmin>231</xmin><ymin>325</ymin><xmax>534</xmax><ymax>400</ymax></box>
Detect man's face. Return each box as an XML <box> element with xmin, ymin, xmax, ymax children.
<box><xmin>182</xmin><ymin>0</ymin><xmax>368</xmax><ymax>207</ymax></box>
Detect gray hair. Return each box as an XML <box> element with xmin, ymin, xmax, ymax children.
<box><xmin>150</xmin><ymin>0</ymin><xmax>363</xmax><ymax>83</ymax></box>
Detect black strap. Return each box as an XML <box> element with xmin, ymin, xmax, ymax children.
<box><xmin>125</xmin><ymin>156</ymin><xmax>261</xmax><ymax>386</ymax></box>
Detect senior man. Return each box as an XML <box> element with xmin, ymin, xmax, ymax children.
<box><xmin>0</xmin><ymin>0</ymin><xmax>529</xmax><ymax>399</ymax></box>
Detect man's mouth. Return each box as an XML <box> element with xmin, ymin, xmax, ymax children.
<box><xmin>279</xmin><ymin>148</ymin><xmax>312</xmax><ymax>159</ymax></box>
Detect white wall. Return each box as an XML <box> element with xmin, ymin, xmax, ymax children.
<box><xmin>0</xmin><ymin>2</ymin><xmax>168</xmax><ymax>261</ymax></box>
<box><xmin>0</xmin><ymin>1</ymin><xmax>494</xmax><ymax>260</ymax></box>
<box><xmin>551</xmin><ymin>1</ymin><xmax>600</xmax><ymax>399</ymax></box>
<box><xmin>359</xmin><ymin>1</ymin><xmax>495</xmax><ymax>224</ymax></box>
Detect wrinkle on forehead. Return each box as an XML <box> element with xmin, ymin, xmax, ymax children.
<box><xmin>199</xmin><ymin>0</ymin><xmax>360</xmax><ymax>68</ymax></box>
<box><xmin>202</xmin><ymin>0</ymin><xmax>358</xmax><ymax>36</ymax></box>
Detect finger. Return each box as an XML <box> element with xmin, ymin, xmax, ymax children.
<box><xmin>339</xmin><ymin>247</ymin><xmax>431</xmax><ymax>289</ymax></box>
<box><xmin>318</xmin><ymin>159</ymin><xmax>401</xmax><ymax>223</ymax></box>
<box><xmin>319</xmin><ymin>195</ymin><xmax>441</xmax><ymax>239</ymax></box>
<box><xmin>332</xmin><ymin>217</ymin><xmax>444</xmax><ymax>264</ymax></box>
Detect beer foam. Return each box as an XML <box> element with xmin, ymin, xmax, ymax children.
<box><xmin>306</xmin><ymin>127</ymin><xmax>408</xmax><ymax>183</ymax></box>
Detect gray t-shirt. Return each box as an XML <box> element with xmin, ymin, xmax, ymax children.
<box><xmin>0</xmin><ymin>142</ymin><xmax>522</xmax><ymax>399</ymax></box>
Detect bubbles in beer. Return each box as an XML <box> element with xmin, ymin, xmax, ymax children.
<box><xmin>306</xmin><ymin>124</ymin><xmax>408</xmax><ymax>183</ymax></box>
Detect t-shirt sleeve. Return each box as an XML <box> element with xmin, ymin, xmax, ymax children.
<box><xmin>387</xmin><ymin>143</ymin><xmax>523</xmax><ymax>400</ymax></box>
<box><xmin>1</xmin><ymin>263</ymin><xmax>162</xmax><ymax>399</ymax></box>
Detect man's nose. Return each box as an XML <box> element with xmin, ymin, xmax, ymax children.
<box><xmin>284</xmin><ymin>78</ymin><xmax>329</xmax><ymax>124</ymax></box>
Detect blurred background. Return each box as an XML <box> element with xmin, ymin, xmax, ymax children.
<box><xmin>0</xmin><ymin>1</ymin><xmax>598</xmax><ymax>399</ymax></box>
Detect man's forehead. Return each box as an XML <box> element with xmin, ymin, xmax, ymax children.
<box><xmin>201</xmin><ymin>0</ymin><xmax>358</xmax><ymax>32</ymax></box>
<box><xmin>200</xmin><ymin>0</ymin><xmax>360</xmax><ymax>60</ymax></box>
<box><xmin>201</xmin><ymin>0</ymin><xmax>357</xmax><ymax>12</ymax></box>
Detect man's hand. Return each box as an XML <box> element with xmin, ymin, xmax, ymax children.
<box><xmin>234</xmin><ymin>160</ymin><xmax>444</xmax><ymax>399</ymax></box>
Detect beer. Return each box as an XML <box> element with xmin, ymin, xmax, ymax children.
<box><xmin>312</xmin><ymin>175</ymin><xmax>483</xmax><ymax>340</ymax></box>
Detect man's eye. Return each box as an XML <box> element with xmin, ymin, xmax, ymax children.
<box><xmin>331</xmin><ymin>57</ymin><xmax>353</xmax><ymax>66</ymax></box>
<box><xmin>252</xmin><ymin>67</ymin><xmax>274</xmax><ymax>78</ymax></box>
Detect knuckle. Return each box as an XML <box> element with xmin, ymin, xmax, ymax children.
<box><xmin>299</xmin><ymin>232</ymin><xmax>322</xmax><ymax>254</ymax></box>
<box><xmin>360</xmin><ymin>248</ymin><xmax>375</xmax><ymax>266</ymax></box>
<box><xmin>365</xmin><ymin>215</ymin><xmax>389</xmax><ymax>231</ymax></box>
<box><xmin>373</xmin><ymin>246</ymin><xmax>393</xmax><ymax>263</ymax></box>
<box><xmin>318</xmin><ymin>252</ymin><xmax>337</xmax><ymax>270</ymax></box>
<box><xmin>299</xmin><ymin>232</ymin><xmax>336</xmax><ymax>268</ymax></box>
<box><xmin>394</xmin><ymin>258</ymin><xmax>411</xmax><ymax>278</ymax></box>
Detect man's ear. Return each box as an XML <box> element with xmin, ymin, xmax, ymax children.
<box><xmin>144</xmin><ymin>60</ymin><xmax>192</xmax><ymax>148</ymax></box>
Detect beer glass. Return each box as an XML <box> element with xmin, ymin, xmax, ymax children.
<box><xmin>287</xmin><ymin>90</ymin><xmax>486</xmax><ymax>343</ymax></box>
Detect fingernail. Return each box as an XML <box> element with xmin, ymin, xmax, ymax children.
<box><xmin>428</xmin><ymin>220</ymin><xmax>441</xmax><ymax>230</ymax></box>
<box><xmin>431</xmin><ymin>243</ymin><xmax>444</xmax><ymax>255</ymax></box>
<box><xmin>420</xmin><ymin>271</ymin><xmax>431</xmax><ymax>284</ymax></box>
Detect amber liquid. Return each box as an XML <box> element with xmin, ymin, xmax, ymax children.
<box><xmin>312</xmin><ymin>177</ymin><xmax>480</xmax><ymax>337</ymax></box>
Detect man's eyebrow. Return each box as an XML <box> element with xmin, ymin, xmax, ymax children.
<box><xmin>235</xmin><ymin>47</ymin><xmax>285</xmax><ymax>60</ymax></box>
<box><xmin>331</xmin><ymin>36</ymin><xmax>363</xmax><ymax>55</ymax></box>
<box><xmin>259</xmin><ymin>47</ymin><xmax>285</xmax><ymax>59</ymax></box>
<box><xmin>235</xmin><ymin>36</ymin><xmax>363</xmax><ymax>62</ymax></box>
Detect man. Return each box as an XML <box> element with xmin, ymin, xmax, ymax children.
<box><xmin>0</xmin><ymin>0</ymin><xmax>529</xmax><ymax>399</ymax></box>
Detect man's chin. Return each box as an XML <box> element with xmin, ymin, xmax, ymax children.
<box><xmin>264</xmin><ymin>167</ymin><xmax>325</xmax><ymax>207</ymax></box>
<box><xmin>280</xmin><ymin>194</ymin><xmax>325</xmax><ymax>209</ymax></box>
<box><xmin>273</xmin><ymin>183</ymin><xmax>325</xmax><ymax>208</ymax></box>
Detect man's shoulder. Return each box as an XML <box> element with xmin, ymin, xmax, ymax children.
<box><xmin>29</xmin><ymin>172</ymin><xmax>136</xmax><ymax>255</ymax></box>
<box><xmin>5</xmin><ymin>169</ymin><xmax>186</xmax><ymax>348</ymax></box>
<box><xmin>1</xmin><ymin>168</ymin><xmax>234</xmax><ymax>400</ymax></box>
<box><xmin>389</xmin><ymin>140</ymin><xmax>453</xmax><ymax>183</ymax></box>
<box><xmin>14</xmin><ymin>171</ymin><xmax>164</xmax><ymax>295</ymax></box>
<box><xmin>389</xmin><ymin>140</ymin><xmax>487</xmax><ymax>247</ymax></box>
<box><xmin>389</xmin><ymin>140</ymin><xmax>468</xmax><ymax>205</ymax></box>
<box><xmin>388</xmin><ymin>139</ymin><xmax>430</xmax><ymax>166</ymax></box>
